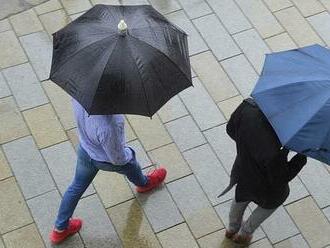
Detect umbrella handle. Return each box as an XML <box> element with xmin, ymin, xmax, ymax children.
<box><xmin>302</xmin><ymin>148</ymin><xmax>328</xmax><ymax>153</ymax></box>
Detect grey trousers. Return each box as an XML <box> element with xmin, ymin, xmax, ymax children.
<box><xmin>228</xmin><ymin>199</ymin><xmax>277</xmax><ymax>235</ymax></box>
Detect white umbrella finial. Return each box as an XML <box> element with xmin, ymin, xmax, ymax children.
<box><xmin>118</xmin><ymin>19</ymin><xmax>128</xmax><ymax>35</ymax></box>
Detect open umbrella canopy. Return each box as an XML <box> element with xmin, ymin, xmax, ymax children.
<box><xmin>50</xmin><ymin>4</ymin><xmax>192</xmax><ymax>117</ymax></box>
<box><xmin>251</xmin><ymin>44</ymin><xmax>330</xmax><ymax>165</ymax></box>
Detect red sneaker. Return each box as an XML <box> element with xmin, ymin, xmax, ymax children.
<box><xmin>49</xmin><ymin>218</ymin><xmax>82</xmax><ymax>245</ymax></box>
<box><xmin>225</xmin><ymin>229</ymin><xmax>237</xmax><ymax>239</ymax></box>
<box><xmin>136</xmin><ymin>167</ymin><xmax>167</xmax><ymax>193</ymax></box>
<box><xmin>232</xmin><ymin>233</ymin><xmax>253</xmax><ymax>246</ymax></box>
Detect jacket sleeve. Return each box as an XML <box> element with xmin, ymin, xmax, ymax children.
<box><xmin>265</xmin><ymin>150</ymin><xmax>307</xmax><ymax>187</ymax></box>
<box><xmin>286</xmin><ymin>153</ymin><xmax>307</xmax><ymax>181</ymax></box>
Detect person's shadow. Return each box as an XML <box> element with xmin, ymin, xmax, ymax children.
<box><xmin>121</xmin><ymin>199</ymin><xmax>156</xmax><ymax>248</ymax></box>
<box><xmin>219</xmin><ymin>238</ymin><xmax>246</xmax><ymax>248</ymax></box>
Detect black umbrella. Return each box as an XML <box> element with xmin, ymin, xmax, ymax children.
<box><xmin>49</xmin><ymin>4</ymin><xmax>192</xmax><ymax>117</ymax></box>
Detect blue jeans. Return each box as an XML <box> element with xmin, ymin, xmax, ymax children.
<box><xmin>55</xmin><ymin>145</ymin><xmax>148</xmax><ymax>230</ymax></box>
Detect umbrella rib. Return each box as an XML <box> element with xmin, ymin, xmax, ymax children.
<box><xmin>128</xmin><ymin>34</ymin><xmax>191</xmax><ymax>84</ymax></box>
<box><xmin>273</xmin><ymin>90</ymin><xmax>330</xmax><ymax>148</ymax></box>
<box><xmin>126</xmin><ymin>41</ymin><xmax>152</xmax><ymax>117</ymax></box>
<box><xmin>88</xmin><ymin>38</ymin><xmax>120</xmax><ymax>111</ymax></box>
<box><xmin>51</xmin><ymin>35</ymin><xmax>115</xmax><ymax>76</ymax></box>
<box><xmin>254</xmin><ymin>79</ymin><xmax>330</xmax><ymax>95</ymax></box>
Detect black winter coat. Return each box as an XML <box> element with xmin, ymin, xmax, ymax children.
<box><xmin>222</xmin><ymin>99</ymin><xmax>306</xmax><ymax>209</ymax></box>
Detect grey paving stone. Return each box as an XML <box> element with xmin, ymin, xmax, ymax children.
<box><xmin>299</xmin><ymin>159</ymin><xmax>330</xmax><ymax>208</ymax></box>
<box><xmin>259</xmin><ymin>206</ymin><xmax>299</xmax><ymax>244</ymax></box>
<box><xmin>0</xmin><ymin>31</ymin><xmax>28</xmax><ymax>69</ymax></box>
<box><xmin>121</xmin><ymin>0</ymin><xmax>149</xmax><ymax>4</ymax></box>
<box><xmin>190</xmin><ymin>51</ymin><xmax>238</xmax><ymax>102</ymax></box>
<box><xmin>290</xmin><ymin>0</ymin><xmax>324</xmax><ymax>17</ymax></box>
<box><xmin>206</xmin><ymin>0</ymin><xmax>251</xmax><ymax>34</ymax></box>
<box><xmin>90</xmin><ymin>0</ymin><xmax>119</xmax><ymax>4</ymax></box>
<box><xmin>286</xmin><ymin>196</ymin><xmax>330</xmax><ymax>248</ymax></box>
<box><xmin>263</xmin><ymin>0</ymin><xmax>293</xmax><ymax>12</ymax></box>
<box><xmin>308</xmin><ymin>12</ymin><xmax>330</xmax><ymax>47</ymax></box>
<box><xmin>250</xmin><ymin>238</ymin><xmax>273</xmax><ymax>248</ymax></box>
<box><xmin>75</xmin><ymin>195</ymin><xmax>122</xmax><ymax>248</ymax></box>
<box><xmin>203</xmin><ymin>124</ymin><xmax>236</xmax><ymax>174</ymax></box>
<box><xmin>265</xmin><ymin>32</ymin><xmax>297</xmax><ymax>52</ymax></box>
<box><xmin>69</xmin><ymin>11</ymin><xmax>86</xmax><ymax>21</ymax></box>
<box><xmin>167</xmin><ymin>175</ymin><xmax>223</xmax><ymax>238</ymax></box>
<box><xmin>0</xmin><ymin>177</ymin><xmax>33</xmax><ymax>234</ymax></box>
<box><xmin>3</xmin><ymin>63</ymin><xmax>48</xmax><ymax>110</ymax></box>
<box><xmin>221</xmin><ymin>54</ymin><xmax>258</xmax><ymax>98</ymax></box>
<box><xmin>132</xmin><ymin>181</ymin><xmax>184</xmax><ymax>232</ymax></box>
<box><xmin>190</xmin><ymin>69</ymin><xmax>196</xmax><ymax>79</ymax></box>
<box><xmin>233</xmin><ymin>29</ymin><xmax>271</xmax><ymax>74</ymax></box>
<box><xmin>127</xmin><ymin>114</ymin><xmax>172</xmax><ymax>151</ymax></box>
<box><xmin>0</xmin><ymin>0</ymin><xmax>48</xmax><ymax>19</ymax></box>
<box><xmin>148</xmin><ymin>143</ymin><xmax>192</xmax><ymax>183</ymax></box>
<box><xmin>217</xmin><ymin>95</ymin><xmax>243</xmax><ymax>120</ymax></box>
<box><xmin>183</xmin><ymin>144</ymin><xmax>232</xmax><ymax>205</ymax></box>
<box><xmin>274</xmin><ymin>234</ymin><xmax>309</xmax><ymax>248</ymax></box>
<box><xmin>275</xmin><ymin>7</ymin><xmax>324</xmax><ymax>47</ymax></box>
<box><xmin>165</xmin><ymin>115</ymin><xmax>206</xmax><ymax>152</ymax></box>
<box><xmin>34</xmin><ymin>0</ymin><xmax>62</xmax><ymax>15</ymax></box>
<box><xmin>166</xmin><ymin>10</ymin><xmax>208</xmax><ymax>56</ymax></box>
<box><xmin>214</xmin><ymin>200</ymin><xmax>266</xmax><ymax>241</ymax></box>
<box><xmin>27</xmin><ymin>190</ymin><xmax>84</xmax><ymax>248</ymax></box>
<box><xmin>0</xmin><ymin>96</ymin><xmax>29</xmax><ymax>144</ymax></box>
<box><xmin>176</xmin><ymin>0</ymin><xmax>212</xmax><ymax>19</ymax></box>
<box><xmin>235</xmin><ymin>0</ymin><xmax>283</xmax><ymax>38</ymax></box>
<box><xmin>19</xmin><ymin>31</ymin><xmax>52</xmax><ymax>81</ymax></box>
<box><xmin>324</xmin><ymin>206</ymin><xmax>330</xmax><ymax>222</ymax></box>
<box><xmin>3</xmin><ymin>136</ymin><xmax>55</xmax><ymax>199</ymax></box>
<box><xmin>0</xmin><ymin>19</ymin><xmax>11</xmax><ymax>33</ymax></box>
<box><xmin>0</xmin><ymin>71</ymin><xmax>11</xmax><ymax>99</ymax></box>
<box><xmin>158</xmin><ymin>95</ymin><xmax>188</xmax><ymax>123</ymax></box>
<box><xmin>39</xmin><ymin>9</ymin><xmax>70</xmax><ymax>35</ymax></box>
<box><xmin>193</xmin><ymin>14</ymin><xmax>240</xmax><ymax>61</ymax></box>
<box><xmin>157</xmin><ymin>223</ymin><xmax>199</xmax><ymax>248</ymax></box>
<box><xmin>9</xmin><ymin>9</ymin><xmax>43</xmax><ymax>36</ymax></box>
<box><xmin>127</xmin><ymin>139</ymin><xmax>152</xmax><ymax>168</ymax></box>
<box><xmin>61</xmin><ymin>0</ymin><xmax>92</xmax><ymax>15</ymax></box>
<box><xmin>179</xmin><ymin>78</ymin><xmax>226</xmax><ymax>131</ymax></box>
<box><xmin>321</xmin><ymin>0</ymin><xmax>330</xmax><ymax>11</ymax></box>
<box><xmin>41</xmin><ymin>141</ymin><xmax>95</xmax><ymax>197</ymax></box>
<box><xmin>284</xmin><ymin>176</ymin><xmax>309</xmax><ymax>205</ymax></box>
<box><xmin>149</xmin><ymin>0</ymin><xmax>181</xmax><ymax>14</ymax></box>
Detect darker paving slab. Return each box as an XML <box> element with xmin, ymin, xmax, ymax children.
<box><xmin>0</xmin><ymin>0</ymin><xmax>49</xmax><ymax>20</ymax></box>
<box><xmin>167</xmin><ymin>175</ymin><xmax>223</xmax><ymax>238</ymax></box>
<box><xmin>3</xmin><ymin>136</ymin><xmax>55</xmax><ymax>199</ymax></box>
<box><xmin>19</xmin><ymin>31</ymin><xmax>52</xmax><ymax>81</ymax></box>
<box><xmin>75</xmin><ymin>195</ymin><xmax>122</xmax><ymax>248</ymax></box>
<box><xmin>183</xmin><ymin>144</ymin><xmax>233</xmax><ymax>205</ymax></box>
<box><xmin>27</xmin><ymin>190</ymin><xmax>84</xmax><ymax>248</ymax></box>
<box><xmin>41</xmin><ymin>141</ymin><xmax>95</xmax><ymax>197</ymax></box>
<box><xmin>3</xmin><ymin>63</ymin><xmax>48</xmax><ymax>110</ymax></box>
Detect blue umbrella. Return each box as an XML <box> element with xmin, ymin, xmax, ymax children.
<box><xmin>251</xmin><ymin>44</ymin><xmax>330</xmax><ymax>165</ymax></box>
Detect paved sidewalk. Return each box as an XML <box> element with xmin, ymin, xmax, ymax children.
<box><xmin>1</xmin><ymin>0</ymin><xmax>330</xmax><ymax>247</ymax></box>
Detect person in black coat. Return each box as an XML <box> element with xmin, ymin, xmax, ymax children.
<box><xmin>220</xmin><ymin>98</ymin><xmax>307</xmax><ymax>246</ymax></box>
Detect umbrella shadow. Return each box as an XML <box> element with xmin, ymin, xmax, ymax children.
<box><xmin>121</xmin><ymin>199</ymin><xmax>155</xmax><ymax>248</ymax></box>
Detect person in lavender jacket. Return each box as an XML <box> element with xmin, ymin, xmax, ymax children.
<box><xmin>49</xmin><ymin>99</ymin><xmax>167</xmax><ymax>244</ymax></box>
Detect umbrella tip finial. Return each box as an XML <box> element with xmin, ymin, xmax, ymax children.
<box><xmin>118</xmin><ymin>19</ymin><xmax>128</xmax><ymax>35</ymax></box>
